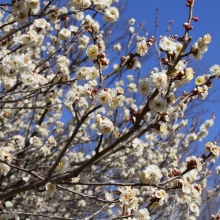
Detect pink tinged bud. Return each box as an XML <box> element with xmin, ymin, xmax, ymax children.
<box><xmin>183</xmin><ymin>23</ymin><xmax>193</xmax><ymax>30</ymax></box>
<box><xmin>193</xmin><ymin>16</ymin><xmax>199</xmax><ymax>22</ymax></box>
<box><xmin>97</xmin><ymin>53</ymin><xmax>105</xmax><ymax>58</ymax></box>
<box><xmin>92</xmin><ymin>88</ymin><xmax>98</xmax><ymax>94</ymax></box>
<box><xmin>121</xmin><ymin>56</ymin><xmax>126</xmax><ymax>62</ymax></box>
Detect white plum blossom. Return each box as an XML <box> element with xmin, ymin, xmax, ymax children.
<box><xmin>129</xmin><ymin>26</ymin><xmax>135</xmax><ymax>33</ymax></box>
<box><xmin>202</xmin><ymin>33</ymin><xmax>211</xmax><ymax>44</ymax></box>
<box><xmin>0</xmin><ymin>162</ymin><xmax>10</xmax><ymax>176</ymax></box>
<box><xmin>1</xmin><ymin>77</ymin><xmax>16</xmax><ymax>89</ymax></box>
<box><xmin>149</xmin><ymin>96</ymin><xmax>167</xmax><ymax>113</ymax></box>
<box><xmin>179</xmin><ymin>179</ymin><xmax>192</xmax><ymax>194</ymax></box>
<box><xmin>29</xmin><ymin>136</ymin><xmax>42</xmax><ymax>147</ymax></box>
<box><xmin>191</xmin><ymin>34</ymin><xmax>211</xmax><ymax>60</ymax></box>
<box><xmin>89</xmin><ymin>66</ymin><xmax>99</xmax><ymax>79</ymax></box>
<box><xmin>75</xmin><ymin>67</ymin><xmax>91</xmax><ymax>80</ymax></box>
<box><xmin>109</xmin><ymin>95</ymin><xmax>125</xmax><ymax>109</ymax></box>
<box><xmin>117</xmin><ymin>186</ymin><xmax>138</xmax><ymax>212</ymax></box>
<box><xmin>82</xmin><ymin>14</ymin><xmax>100</xmax><ymax>30</ymax></box>
<box><xmin>174</xmin><ymin>42</ymin><xmax>183</xmax><ymax>55</ymax></box>
<box><xmin>93</xmin><ymin>0</ymin><xmax>113</xmax><ymax>9</ymax></box>
<box><xmin>11</xmin><ymin>0</ymin><xmax>26</xmax><ymax>13</ymax></box>
<box><xmin>154</xmin><ymin>189</ymin><xmax>168</xmax><ymax>206</ymax></box>
<box><xmin>189</xmin><ymin>202</ymin><xmax>200</xmax><ymax>217</ymax></box>
<box><xmin>33</xmin><ymin>18</ymin><xmax>50</xmax><ymax>31</ymax></box>
<box><xmin>205</xmin><ymin>142</ymin><xmax>219</xmax><ymax>158</ymax></box>
<box><xmin>14</xmin><ymin>30</ymin><xmax>39</xmax><ymax>47</ymax></box>
<box><xmin>95</xmin><ymin>115</ymin><xmax>114</xmax><ymax>135</ymax></box>
<box><xmin>141</xmin><ymin>164</ymin><xmax>162</xmax><ymax>185</ymax></box>
<box><xmin>57</xmin><ymin>55</ymin><xmax>70</xmax><ymax>72</ymax></box>
<box><xmin>26</xmin><ymin>0</ymin><xmax>39</xmax><ymax>9</ymax></box>
<box><xmin>138</xmin><ymin>78</ymin><xmax>151</xmax><ymax>95</ymax></box>
<box><xmin>64</xmin><ymin>88</ymin><xmax>79</xmax><ymax>110</ymax></box>
<box><xmin>78</xmin><ymin>35</ymin><xmax>90</xmax><ymax>50</ymax></box>
<box><xmin>129</xmin><ymin>18</ymin><xmax>136</xmax><ymax>25</ymax></box>
<box><xmin>134</xmin><ymin>208</ymin><xmax>150</xmax><ymax>220</ymax></box>
<box><xmin>72</xmin><ymin>0</ymin><xmax>91</xmax><ymax>9</ymax></box>
<box><xmin>210</xmin><ymin>64</ymin><xmax>220</xmax><ymax>78</ymax></box>
<box><xmin>46</xmin><ymin>182</ymin><xmax>56</xmax><ymax>197</ymax></box>
<box><xmin>56</xmin><ymin>156</ymin><xmax>69</xmax><ymax>173</ymax></box>
<box><xmin>97</xmin><ymin>89</ymin><xmax>112</xmax><ymax>106</ymax></box>
<box><xmin>136</xmin><ymin>40</ymin><xmax>148</xmax><ymax>56</ymax></box>
<box><xmin>46</xmin><ymin>6</ymin><xmax>58</xmax><ymax>22</ymax></box>
<box><xmin>150</xmin><ymin>72</ymin><xmax>168</xmax><ymax>89</ymax></box>
<box><xmin>86</xmin><ymin>45</ymin><xmax>99</xmax><ymax>60</ymax></box>
<box><xmin>58</xmin><ymin>28</ymin><xmax>71</xmax><ymax>40</ymax></box>
<box><xmin>113</xmin><ymin>43</ymin><xmax>121</xmax><ymax>51</ymax></box>
<box><xmin>159</xmin><ymin>36</ymin><xmax>176</xmax><ymax>51</ymax></box>
<box><xmin>195</xmin><ymin>76</ymin><xmax>205</xmax><ymax>86</ymax></box>
<box><xmin>103</xmin><ymin>7</ymin><xmax>119</xmax><ymax>23</ymax></box>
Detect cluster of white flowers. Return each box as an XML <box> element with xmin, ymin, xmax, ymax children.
<box><xmin>174</xmin><ymin>67</ymin><xmax>195</xmax><ymax>87</ymax></box>
<box><xmin>0</xmin><ymin>213</ymin><xmax>19</xmax><ymax>220</ymax></box>
<box><xmin>134</xmin><ymin>208</ymin><xmax>150</xmax><ymax>220</ymax></box>
<box><xmin>75</xmin><ymin>66</ymin><xmax>97</xmax><ymax>80</ymax></box>
<box><xmin>46</xmin><ymin>5</ymin><xmax>59</xmax><ymax>22</ymax></box>
<box><xmin>205</xmin><ymin>142</ymin><xmax>220</xmax><ymax>158</ymax></box>
<box><xmin>0</xmin><ymin>1</ymin><xmax>220</xmax><ymax>219</ymax></box>
<box><xmin>71</xmin><ymin>0</ymin><xmax>91</xmax><ymax>9</ymax></box>
<box><xmin>97</xmin><ymin>88</ymin><xmax>125</xmax><ymax>109</ymax></box>
<box><xmin>191</xmin><ymin>34</ymin><xmax>211</xmax><ymax>60</ymax></box>
<box><xmin>117</xmin><ymin>186</ymin><xmax>138</xmax><ymax>214</ymax></box>
<box><xmin>56</xmin><ymin>55</ymin><xmax>70</xmax><ymax>78</ymax></box>
<box><xmin>150</xmin><ymin>189</ymin><xmax>168</xmax><ymax>208</ymax></box>
<box><xmin>11</xmin><ymin>0</ymin><xmax>39</xmax><ymax>22</ymax></box>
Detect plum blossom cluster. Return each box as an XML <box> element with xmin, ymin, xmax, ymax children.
<box><xmin>0</xmin><ymin>0</ymin><xmax>220</xmax><ymax>219</ymax></box>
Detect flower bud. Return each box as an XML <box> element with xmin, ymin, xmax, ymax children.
<box><xmin>193</xmin><ymin>16</ymin><xmax>199</xmax><ymax>22</ymax></box>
